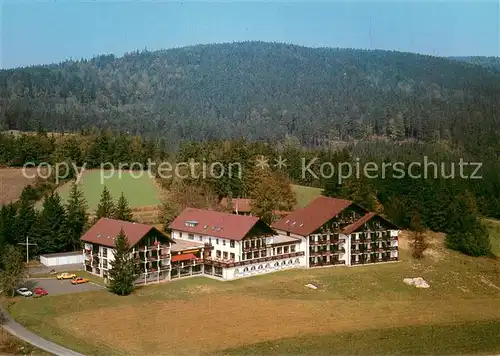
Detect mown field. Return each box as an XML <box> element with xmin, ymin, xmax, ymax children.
<box><xmin>291</xmin><ymin>184</ymin><xmax>323</xmax><ymax>208</ymax></box>
<box><xmin>6</xmin><ymin>232</ymin><xmax>500</xmax><ymax>356</ymax></box>
<box><xmin>36</xmin><ymin>169</ymin><xmax>163</xmax><ymax>223</ymax></box>
<box><xmin>0</xmin><ymin>168</ymin><xmax>40</xmax><ymax>205</ymax></box>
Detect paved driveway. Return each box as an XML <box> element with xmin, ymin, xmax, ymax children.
<box><xmin>25</xmin><ymin>278</ymin><xmax>104</xmax><ymax>296</ymax></box>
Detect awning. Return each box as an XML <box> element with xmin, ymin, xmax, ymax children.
<box><xmin>172</xmin><ymin>253</ymin><xmax>197</xmax><ymax>262</ymax></box>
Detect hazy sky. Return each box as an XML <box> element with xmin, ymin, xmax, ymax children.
<box><xmin>1</xmin><ymin>0</ymin><xmax>499</xmax><ymax>69</ymax></box>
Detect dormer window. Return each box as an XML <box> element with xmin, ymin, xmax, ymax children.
<box><xmin>185</xmin><ymin>220</ymin><xmax>198</xmax><ymax>228</ymax></box>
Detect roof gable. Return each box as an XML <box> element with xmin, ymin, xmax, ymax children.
<box><xmin>170</xmin><ymin>208</ymin><xmax>274</xmax><ymax>240</ymax></box>
<box><xmin>343</xmin><ymin>213</ymin><xmax>400</xmax><ymax>235</ymax></box>
<box><xmin>81</xmin><ymin>218</ymin><xmax>172</xmax><ymax>248</ymax></box>
<box><xmin>272</xmin><ymin>196</ymin><xmax>354</xmax><ymax>236</ymax></box>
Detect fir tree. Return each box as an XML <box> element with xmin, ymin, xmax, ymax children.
<box><xmin>36</xmin><ymin>192</ymin><xmax>67</xmax><ymax>254</ymax></box>
<box><xmin>114</xmin><ymin>193</ymin><xmax>133</xmax><ymax>222</ymax></box>
<box><xmin>66</xmin><ymin>182</ymin><xmax>88</xmax><ymax>251</ymax></box>
<box><xmin>409</xmin><ymin>212</ymin><xmax>428</xmax><ymax>259</ymax></box>
<box><xmin>445</xmin><ymin>192</ymin><xmax>491</xmax><ymax>256</ymax></box>
<box><xmin>15</xmin><ymin>193</ymin><xmax>38</xmax><ymax>246</ymax></box>
<box><xmin>107</xmin><ymin>229</ymin><xmax>139</xmax><ymax>296</ymax></box>
<box><xmin>0</xmin><ymin>245</ymin><xmax>26</xmax><ymax>297</ymax></box>
<box><xmin>0</xmin><ymin>203</ymin><xmax>18</xmax><ymax>246</ymax></box>
<box><xmin>94</xmin><ymin>186</ymin><xmax>115</xmax><ymax>222</ymax></box>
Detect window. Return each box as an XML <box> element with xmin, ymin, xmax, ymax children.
<box><xmin>230</xmin><ymin>253</ymin><xmax>235</xmax><ymax>260</ymax></box>
<box><xmin>286</xmin><ymin>231</ymin><xmax>290</xmax><ymax>236</ymax></box>
<box><xmin>188</xmin><ymin>234</ymin><xmax>194</xmax><ymax>240</ymax></box>
<box><xmin>179</xmin><ymin>232</ymin><xmax>183</xmax><ymax>238</ymax></box>
<box><xmin>216</xmin><ymin>250</ymin><xmax>221</xmax><ymax>258</ymax></box>
<box><xmin>216</xmin><ymin>239</ymin><xmax>219</xmax><ymax>245</ymax></box>
<box><xmin>209</xmin><ymin>238</ymin><xmax>212</xmax><ymax>244</ymax></box>
<box><xmin>230</xmin><ymin>240</ymin><xmax>235</xmax><ymax>248</ymax></box>
<box><xmin>291</xmin><ymin>245</ymin><xmax>296</xmax><ymax>253</ymax></box>
<box><xmin>253</xmin><ymin>251</ymin><xmax>259</xmax><ymax>259</ymax></box>
<box><xmin>223</xmin><ymin>240</ymin><xmax>226</xmax><ymax>246</ymax></box>
<box><xmin>277</xmin><ymin>247</ymin><xmax>282</xmax><ymax>254</ymax></box>
<box><xmin>223</xmin><ymin>251</ymin><xmax>228</xmax><ymax>259</ymax></box>
<box><xmin>284</xmin><ymin>246</ymin><xmax>289</xmax><ymax>253</ymax></box>
<box><xmin>246</xmin><ymin>252</ymin><xmax>252</xmax><ymax>260</ymax></box>
<box><xmin>260</xmin><ymin>250</ymin><xmax>266</xmax><ymax>257</ymax></box>
<box><xmin>199</xmin><ymin>236</ymin><xmax>203</xmax><ymax>241</ymax></box>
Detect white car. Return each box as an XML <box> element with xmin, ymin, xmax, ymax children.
<box><xmin>16</xmin><ymin>287</ymin><xmax>33</xmax><ymax>297</ymax></box>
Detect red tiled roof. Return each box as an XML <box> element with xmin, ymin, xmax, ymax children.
<box><xmin>171</xmin><ymin>253</ymin><xmax>197</xmax><ymax>262</ymax></box>
<box><xmin>272</xmin><ymin>196</ymin><xmax>353</xmax><ymax>236</ymax></box>
<box><xmin>343</xmin><ymin>212</ymin><xmax>400</xmax><ymax>234</ymax></box>
<box><xmin>342</xmin><ymin>212</ymin><xmax>376</xmax><ymax>235</ymax></box>
<box><xmin>81</xmin><ymin>218</ymin><xmax>172</xmax><ymax>248</ymax></box>
<box><xmin>170</xmin><ymin>208</ymin><xmax>273</xmax><ymax>240</ymax></box>
<box><xmin>220</xmin><ymin>198</ymin><xmax>252</xmax><ymax>213</ymax></box>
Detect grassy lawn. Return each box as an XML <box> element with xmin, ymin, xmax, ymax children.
<box><xmin>291</xmin><ymin>184</ymin><xmax>323</xmax><ymax>208</ymax></box>
<box><xmin>0</xmin><ymin>328</ymin><xmax>52</xmax><ymax>356</ymax></box>
<box><xmin>42</xmin><ymin>169</ymin><xmax>161</xmax><ymax>211</ymax></box>
<box><xmin>217</xmin><ymin>320</ymin><xmax>500</xmax><ymax>356</ymax></box>
<box><xmin>484</xmin><ymin>218</ymin><xmax>500</xmax><ymax>257</ymax></box>
<box><xmin>5</xmin><ymin>233</ymin><xmax>500</xmax><ymax>356</ymax></box>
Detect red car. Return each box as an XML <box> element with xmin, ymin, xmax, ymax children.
<box><xmin>33</xmin><ymin>287</ymin><xmax>48</xmax><ymax>297</ymax></box>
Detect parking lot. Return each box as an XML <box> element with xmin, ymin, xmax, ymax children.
<box><xmin>24</xmin><ymin>278</ymin><xmax>104</xmax><ymax>296</ymax></box>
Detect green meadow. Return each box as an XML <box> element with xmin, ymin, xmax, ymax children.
<box><xmin>54</xmin><ymin>169</ymin><xmax>161</xmax><ymax>210</ymax></box>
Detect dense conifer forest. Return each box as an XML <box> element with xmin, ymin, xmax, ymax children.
<box><xmin>1</xmin><ymin>42</ymin><xmax>499</xmax><ymax>259</ymax></box>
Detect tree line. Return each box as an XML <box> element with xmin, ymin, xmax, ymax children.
<box><xmin>0</xmin><ymin>184</ymin><xmax>134</xmax><ymax>264</ymax></box>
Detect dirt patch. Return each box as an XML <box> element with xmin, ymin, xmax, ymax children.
<box><xmin>399</xmin><ymin>230</ymin><xmax>445</xmax><ymax>262</ymax></box>
<box><xmin>0</xmin><ymin>168</ymin><xmax>40</xmax><ymax>205</ymax></box>
<box><xmin>479</xmin><ymin>276</ymin><xmax>500</xmax><ymax>291</ymax></box>
<box><xmin>54</xmin><ymin>294</ymin><xmax>500</xmax><ymax>355</ymax></box>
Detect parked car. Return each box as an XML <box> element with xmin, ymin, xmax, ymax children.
<box><xmin>71</xmin><ymin>277</ymin><xmax>89</xmax><ymax>285</ymax></box>
<box><xmin>16</xmin><ymin>287</ymin><xmax>32</xmax><ymax>297</ymax></box>
<box><xmin>33</xmin><ymin>287</ymin><xmax>48</xmax><ymax>297</ymax></box>
<box><xmin>56</xmin><ymin>272</ymin><xmax>76</xmax><ymax>280</ymax></box>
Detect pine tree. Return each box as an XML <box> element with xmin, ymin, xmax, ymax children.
<box><xmin>108</xmin><ymin>228</ymin><xmax>139</xmax><ymax>296</ymax></box>
<box><xmin>66</xmin><ymin>182</ymin><xmax>88</xmax><ymax>251</ymax></box>
<box><xmin>0</xmin><ymin>245</ymin><xmax>26</xmax><ymax>297</ymax></box>
<box><xmin>36</xmin><ymin>192</ymin><xmax>67</xmax><ymax>254</ymax></box>
<box><xmin>114</xmin><ymin>193</ymin><xmax>134</xmax><ymax>221</ymax></box>
<box><xmin>409</xmin><ymin>212</ymin><xmax>428</xmax><ymax>259</ymax></box>
<box><xmin>445</xmin><ymin>192</ymin><xmax>491</xmax><ymax>256</ymax></box>
<box><xmin>0</xmin><ymin>203</ymin><xmax>18</xmax><ymax>246</ymax></box>
<box><xmin>94</xmin><ymin>186</ymin><xmax>115</xmax><ymax>222</ymax></box>
<box><xmin>15</xmin><ymin>193</ymin><xmax>38</xmax><ymax>246</ymax></box>
<box><xmin>249</xmin><ymin>169</ymin><xmax>296</xmax><ymax>224</ymax></box>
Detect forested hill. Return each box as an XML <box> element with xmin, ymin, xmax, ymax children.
<box><xmin>449</xmin><ymin>56</ymin><xmax>500</xmax><ymax>72</ymax></box>
<box><xmin>1</xmin><ymin>41</ymin><xmax>500</xmax><ymax>153</ymax></box>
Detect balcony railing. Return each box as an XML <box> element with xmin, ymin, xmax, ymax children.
<box><xmin>309</xmin><ymin>249</ymin><xmax>346</xmax><ymax>257</ymax></box>
<box><xmin>242</xmin><ymin>245</ymin><xmax>266</xmax><ymax>252</ymax></box>
<box><xmin>204</xmin><ymin>251</ymin><xmax>305</xmax><ymax>268</ymax></box>
<box><xmin>310</xmin><ymin>260</ymin><xmax>345</xmax><ymax>267</ymax></box>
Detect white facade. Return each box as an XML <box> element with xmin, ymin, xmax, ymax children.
<box><xmin>171</xmin><ymin>229</ymin><xmax>308</xmax><ymax>280</ymax></box>
<box><xmin>274</xmin><ymin>229</ymin><xmax>400</xmax><ymax>267</ymax></box>
<box><xmin>40</xmin><ymin>252</ymin><xmax>84</xmax><ymax>266</ymax></box>
<box><xmin>83</xmin><ymin>241</ymin><xmax>172</xmax><ymax>284</ymax></box>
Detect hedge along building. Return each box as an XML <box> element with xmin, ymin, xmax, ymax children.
<box><xmin>169</xmin><ymin>208</ymin><xmax>307</xmax><ymax>280</ymax></box>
